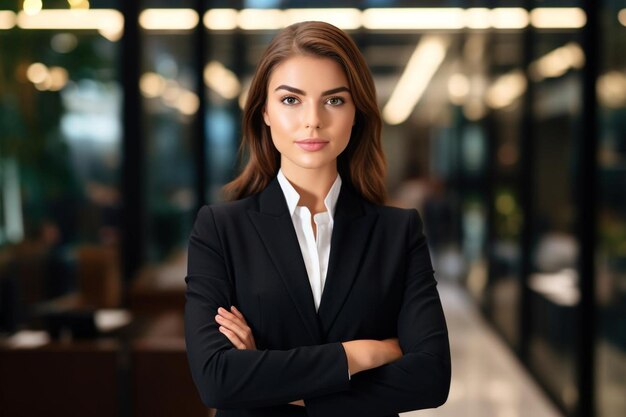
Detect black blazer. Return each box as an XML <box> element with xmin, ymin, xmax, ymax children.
<box><xmin>185</xmin><ymin>178</ymin><xmax>451</xmax><ymax>417</ymax></box>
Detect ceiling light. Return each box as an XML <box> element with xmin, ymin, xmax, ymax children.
<box><xmin>238</xmin><ymin>9</ymin><xmax>285</xmax><ymax>30</ymax></box>
<box><xmin>491</xmin><ymin>8</ymin><xmax>529</xmax><ymax>29</ymax></box>
<box><xmin>486</xmin><ymin>69</ymin><xmax>527</xmax><ymax>109</ymax></box>
<box><xmin>530</xmin><ymin>8</ymin><xmax>586</xmax><ymax>29</ymax></box>
<box><xmin>23</xmin><ymin>0</ymin><xmax>42</xmax><ymax>16</ymax></box>
<box><xmin>529</xmin><ymin>42</ymin><xmax>585</xmax><ymax>81</ymax></box>
<box><xmin>619</xmin><ymin>9</ymin><xmax>626</xmax><ymax>26</ymax></box>
<box><xmin>139</xmin><ymin>8</ymin><xmax>199</xmax><ymax>31</ymax></box>
<box><xmin>0</xmin><ymin>11</ymin><xmax>16</xmax><ymax>29</ymax></box>
<box><xmin>284</xmin><ymin>8</ymin><xmax>361</xmax><ymax>29</ymax></box>
<box><xmin>17</xmin><ymin>9</ymin><xmax>124</xmax><ymax>32</ymax></box>
<box><xmin>204</xmin><ymin>61</ymin><xmax>241</xmax><ymax>100</ymax></box>
<box><xmin>203</xmin><ymin>9</ymin><xmax>238</xmax><ymax>30</ymax></box>
<box><xmin>465</xmin><ymin>8</ymin><xmax>490</xmax><ymax>29</ymax></box>
<box><xmin>383</xmin><ymin>36</ymin><xmax>450</xmax><ymax>125</ymax></box>
<box><xmin>363</xmin><ymin>8</ymin><xmax>464</xmax><ymax>30</ymax></box>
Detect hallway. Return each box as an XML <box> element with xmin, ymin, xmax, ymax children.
<box><xmin>402</xmin><ymin>282</ymin><xmax>563</xmax><ymax>417</ymax></box>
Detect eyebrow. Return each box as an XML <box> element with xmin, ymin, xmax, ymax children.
<box><xmin>274</xmin><ymin>85</ymin><xmax>351</xmax><ymax>96</ymax></box>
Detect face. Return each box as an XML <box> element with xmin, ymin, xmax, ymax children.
<box><xmin>263</xmin><ymin>54</ymin><xmax>356</xmax><ymax>174</ymax></box>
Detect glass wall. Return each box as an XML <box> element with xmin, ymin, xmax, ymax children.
<box><xmin>140</xmin><ymin>1</ymin><xmax>198</xmax><ymax>263</ymax></box>
<box><xmin>0</xmin><ymin>1</ymin><xmax>122</xmax><ymax>331</ymax></box>
<box><xmin>527</xmin><ymin>15</ymin><xmax>584</xmax><ymax>413</ymax></box>
<box><xmin>484</xmin><ymin>29</ymin><xmax>525</xmax><ymax>350</ymax></box>
<box><xmin>596</xmin><ymin>2</ymin><xmax>626</xmax><ymax>416</ymax></box>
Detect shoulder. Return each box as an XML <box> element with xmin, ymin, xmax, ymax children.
<box><xmin>365</xmin><ymin>200</ymin><xmax>423</xmax><ymax>225</ymax></box>
<box><xmin>193</xmin><ymin>193</ymin><xmax>260</xmax><ymax>230</ymax></box>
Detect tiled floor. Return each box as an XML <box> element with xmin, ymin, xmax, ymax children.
<box><xmin>401</xmin><ymin>282</ymin><xmax>563</xmax><ymax>417</ymax></box>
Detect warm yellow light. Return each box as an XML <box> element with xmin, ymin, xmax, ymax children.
<box><xmin>491</xmin><ymin>8</ymin><xmax>529</xmax><ymax>29</ymax></box>
<box><xmin>0</xmin><ymin>11</ymin><xmax>16</xmax><ymax>29</ymax></box>
<box><xmin>486</xmin><ymin>69</ymin><xmax>527</xmax><ymax>109</ymax></box>
<box><xmin>162</xmin><ymin>80</ymin><xmax>182</xmax><ymax>107</ymax></box>
<box><xmin>204</xmin><ymin>61</ymin><xmax>241</xmax><ymax>100</ymax></box>
<box><xmin>465</xmin><ymin>8</ymin><xmax>490</xmax><ymax>29</ymax></box>
<box><xmin>26</xmin><ymin>62</ymin><xmax>49</xmax><ymax>84</ymax></box>
<box><xmin>284</xmin><ymin>8</ymin><xmax>361</xmax><ymax>30</ymax></box>
<box><xmin>203</xmin><ymin>9</ymin><xmax>238</xmax><ymax>30</ymax></box>
<box><xmin>619</xmin><ymin>9</ymin><xmax>626</xmax><ymax>26</ymax></box>
<box><xmin>238</xmin><ymin>9</ymin><xmax>285</xmax><ymax>30</ymax></box>
<box><xmin>177</xmin><ymin>91</ymin><xmax>200</xmax><ymax>115</ymax></box>
<box><xmin>463</xmin><ymin>99</ymin><xmax>487</xmax><ymax>120</ymax></box>
<box><xmin>98</xmin><ymin>25</ymin><xmax>123</xmax><ymax>42</ymax></box>
<box><xmin>139</xmin><ymin>9</ymin><xmax>199</xmax><ymax>31</ymax></box>
<box><xmin>49</xmin><ymin>66</ymin><xmax>69</xmax><ymax>91</ymax></box>
<box><xmin>531</xmin><ymin>8</ymin><xmax>586</xmax><ymax>29</ymax></box>
<box><xmin>68</xmin><ymin>0</ymin><xmax>90</xmax><ymax>10</ymax></box>
<box><xmin>529</xmin><ymin>43</ymin><xmax>585</xmax><ymax>81</ymax></box>
<box><xmin>448</xmin><ymin>73</ymin><xmax>470</xmax><ymax>105</ymax></box>
<box><xmin>597</xmin><ymin>71</ymin><xmax>626</xmax><ymax>109</ymax></box>
<box><xmin>140</xmin><ymin>72</ymin><xmax>167</xmax><ymax>98</ymax></box>
<box><xmin>363</xmin><ymin>8</ymin><xmax>465</xmax><ymax>30</ymax></box>
<box><xmin>17</xmin><ymin>9</ymin><xmax>124</xmax><ymax>35</ymax></box>
<box><xmin>23</xmin><ymin>0</ymin><xmax>42</xmax><ymax>16</ymax></box>
<box><xmin>383</xmin><ymin>36</ymin><xmax>450</xmax><ymax>125</ymax></box>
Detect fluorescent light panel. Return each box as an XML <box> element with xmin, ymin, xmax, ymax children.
<box><xmin>530</xmin><ymin>8</ymin><xmax>586</xmax><ymax>29</ymax></box>
<box><xmin>1</xmin><ymin>8</ymin><xmax>590</xmax><ymax>31</ymax></box>
<box><xmin>139</xmin><ymin>9</ymin><xmax>199</xmax><ymax>30</ymax></box>
<box><xmin>0</xmin><ymin>10</ymin><xmax>16</xmax><ymax>29</ymax></box>
<box><xmin>383</xmin><ymin>36</ymin><xmax>450</xmax><ymax>125</ymax></box>
<box><xmin>284</xmin><ymin>8</ymin><xmax>361</xmax><ymax>29</ymax></box>
<box><xmin>363</xmin><ymin>8</ymin><xmax>465</xmax><ymax>30</ymax></box>
<box><xmin>16</xmin><ymin>9</ymin><xmax>123</xmax><ymax>30</ymax></box>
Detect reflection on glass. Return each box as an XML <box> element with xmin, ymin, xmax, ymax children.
<box><xmin>0</xmin><ymin>22</ymin><xmax>122</xmax><ymax>333</ymax></box>
<box><xmin>596</xmin><ymin>2</ymin><xmax>626</xmax><ymax>416</ymax></box>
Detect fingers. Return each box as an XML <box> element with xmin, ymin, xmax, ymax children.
<box><xmin>216</xmin><ymin>308</ymin><xmax>250</xmax><ymax>342</ymax></box>
<box><xmin>215</xmin><ymin>306</ymin><xmax>256</xmax><ymax>350</ymax></box>
<box><xmin>218</xmin><ymin>325</ymin><xmax>247</xmax><ymax>350</ymax></box>
<box><xmin>230</xmin><ymin>305</ymin><xmax>246</xmax><ymax>321</ymax></box>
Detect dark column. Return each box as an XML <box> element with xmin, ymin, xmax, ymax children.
<box><xmin>120</xmin><ymin>2</ymin><xmax>144</xmax><ymax>288</ymax></box>
<box><xmin>518</xmin><ymin>0</ymin><xmax>536</xmax><ymax>364</ymax></box>
<box><xmin>193</xmin><ymin>0</ymin><xmax>208</xmax><ymax>211</ymax></box>
<box><xmin>577</xmin><ymin>1</ymin><xmax>599</xmax><ymax>416</ymax></box>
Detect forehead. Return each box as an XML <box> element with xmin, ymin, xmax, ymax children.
<box><xmin>267</xmin><ymin>55</ymin><xmax>349</xmax><ymax>92</ymax></box>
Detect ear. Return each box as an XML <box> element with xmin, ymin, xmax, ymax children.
<box><xmin>262</xmin><ymin>105</ymin><xmax>270</xmax><ymax>126</ymax></box>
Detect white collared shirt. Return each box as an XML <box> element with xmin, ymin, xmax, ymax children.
<box><xmin>276</xmin><ymin>169</ymin><xmax>342</xmax><ymax>312</ymax></box>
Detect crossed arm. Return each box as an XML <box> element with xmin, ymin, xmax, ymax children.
<box><xmin>214</xmin><ymin>305</ymin><xmax>404</xmax><ymax>407</ymax></box>
<box><xmin>186</xmin><ymin>206</ymin><xmax>450</xmax><ymax>415</ymax></box>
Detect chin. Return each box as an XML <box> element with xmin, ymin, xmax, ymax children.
<box><xmin>286</xmin><ymin>156</ymin><xmax>337</xmax><ymax>171</ymax></box>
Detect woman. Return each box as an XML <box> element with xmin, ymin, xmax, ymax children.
<box><xmin>185</xmin><ymin>21</ymin><xmax>450</xmax><ymax>417</ymax></box>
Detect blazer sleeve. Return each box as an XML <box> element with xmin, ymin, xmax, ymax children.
<box><xmin>304</xmin><ymin>209</ymin><xmax>451</xmax><ymax>417</ymax></box>
<box><xmin>185</xmin><ymin>206</ymin><xmax>351</xmax><ymax>410</ymax></box>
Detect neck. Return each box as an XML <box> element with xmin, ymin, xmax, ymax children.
<box><xmin>281</xmin><ymin>162</ymin><xmax>337</xmax><ymax>215</ymax></box>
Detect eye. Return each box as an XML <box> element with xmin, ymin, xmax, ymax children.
<box><xmin>326</xmin><ymin>97</ymin><xmax>345</xmax><ymax>106</ymax></box>
<box><xmin>281</xmin><ymin>96</ymin><xmax>300</xmax><ymax>105</ymax></box>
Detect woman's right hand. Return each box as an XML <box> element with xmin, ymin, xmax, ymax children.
<box><xmin>341</xmin><ymin>338</ymin><xmax>403</xmax><ymax>376</ymax></box>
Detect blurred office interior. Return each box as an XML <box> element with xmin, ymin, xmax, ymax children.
<box><xmin>0</xmin><ymin>1</ymin><xmax>625</xmax><ymax>416</ymax></box>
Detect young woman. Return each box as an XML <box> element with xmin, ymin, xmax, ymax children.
<box><xmin>185</xmin><ymin>21</ymin><xmax>450</xmax><ymax>417</ymax></box>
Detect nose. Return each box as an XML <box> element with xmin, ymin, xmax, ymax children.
<box><xmin>304</xmin><ymin>103</ymin><xmax>322</xmax><ymax>129</ymax></box>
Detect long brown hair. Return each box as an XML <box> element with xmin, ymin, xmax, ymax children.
<box><xmin>223</xmin><ymin>21</ymin><xmax>386</xmax><ymax>204</ymax></box>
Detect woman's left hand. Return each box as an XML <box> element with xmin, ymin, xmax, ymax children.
<box><xmin>215</xmin><ymin>306</ymin><xmax>257</xmax><ymax>350</ymax></box>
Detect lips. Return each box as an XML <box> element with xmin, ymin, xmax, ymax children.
<box><xmin>295</xmin><ymin>138</ymin><xmax>329</xmax><ymax>152</ymax></box>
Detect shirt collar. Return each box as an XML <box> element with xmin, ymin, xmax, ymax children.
<box><xmin>277</xmin><ymin>168</ymin><xmax>342</xmax><ymax>221</ymax></box>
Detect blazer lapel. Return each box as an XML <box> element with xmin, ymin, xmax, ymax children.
<box><xmin>317</xmin><ymin>184</ymin><xmax>378</xmax><ymax>335</ymax></box>
<box><xmin>247</xmin><ymin>179</ymin><xmax>322</xmax><ymax>343</ymax></box>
